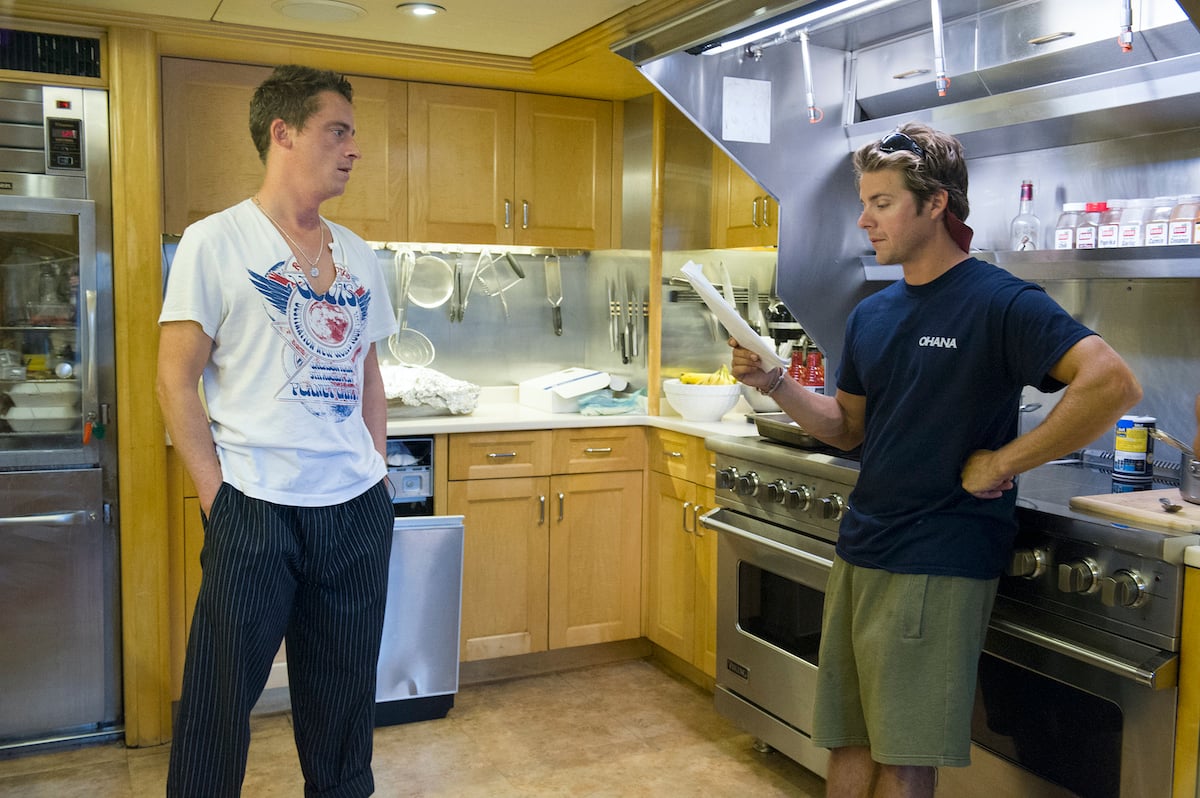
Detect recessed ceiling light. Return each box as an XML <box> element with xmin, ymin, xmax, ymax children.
<box><xmin>396</xmin><ymin>3</ymin><xmax>446</xmax><ymax>17</ymax></box>
<box><xmin>272</xmin><ymin>0</ymin><xmax>366</xmax><ymax>23</ymax></box>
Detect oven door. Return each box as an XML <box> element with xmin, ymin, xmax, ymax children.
<box><xmin>703</xmin><ymin>507</ymin><xmax>833</xmax><ymax>771</ymax></box>
<box><xmin>939</xmin><ymin>596</ymin><xmax>1178</xmax><ymax>798</ymax></box>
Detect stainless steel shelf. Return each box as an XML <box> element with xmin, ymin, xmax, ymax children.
<box><xmin>861</xmin><ymin>245</ymin><xmax>1200</xmax><ymax>282</ymax></box>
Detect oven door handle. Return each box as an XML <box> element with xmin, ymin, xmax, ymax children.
<box><xmin>700</xmin><ymin>509</ymin><xmax>834</xmax><ymax>570</ymax></box>
<box><xmin>989</xmin><ymin>617</ymin><xmax>1177</xmax><ymax>689</ymax></box>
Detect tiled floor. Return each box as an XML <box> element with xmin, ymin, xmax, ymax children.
<box><xmin>0</xmin><ymin>658</ymin><xmax>825</xmax><ymax>797</ymax></box>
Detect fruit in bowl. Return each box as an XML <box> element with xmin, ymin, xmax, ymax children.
<box><xmin>663</xmin><ymin>368</ymin><xmax>742</xmax><ymax>422</ymax></box>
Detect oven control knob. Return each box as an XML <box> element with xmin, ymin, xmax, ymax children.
<box><xmin>819</xmin><ymin>493</ymin><xmax>846</xmax><ymax>521</ymax></box>
<box><xmin>735</xmin><ymin>472</ymin><xmax>760</xmax><ymax>497</ymax></box>
<box><xmin>766</xmin><ymin>480</ymin><xmax>789</xmax><ymax>503</ymax></box>
<box><xmin>1099</xmin><ymin>570</ymin><xmax>1148</xmax><ymax>608</ymax></box>
<box><xmin>1057</xmin><ymin>559</ymin><xmax>1101</xmax><ymax>594</ymax></box>
<box><xmin>786</xmin><ymin>484</ymin><xmax>813</xmax><ymax>511</ymax></box>
<box><xmin>716</xmin><ymin>467</ymin><xmax>738</xmax><ymax>491</ymax></box>
<box><xmin>1007</xmin><ymin>548</ymin><xmax>1049</xmax><ymax>579</ymax></box>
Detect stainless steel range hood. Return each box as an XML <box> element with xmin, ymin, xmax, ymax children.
<box><xmin>616</xmin><ymin>0</ymin><xmax>1200</xmax><ymax>369</ymax></box>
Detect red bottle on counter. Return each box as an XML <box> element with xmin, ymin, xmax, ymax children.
<box><xmin>802</xmin><ymin>351</ymin><xmax>824</xmax><ymax>392</ymax></box>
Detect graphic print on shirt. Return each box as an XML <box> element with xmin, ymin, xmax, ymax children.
<box><xmin>247</xmin><ymin>259</ymin><xmax>372</xmax><ymax>421</ymax></box>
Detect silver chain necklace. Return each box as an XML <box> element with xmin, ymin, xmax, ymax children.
<box><xmin>253</xmin><ymin>195</ymin><xmax>327</xmax><ymax>278</ymax></box>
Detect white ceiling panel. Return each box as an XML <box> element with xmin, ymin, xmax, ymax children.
<box><xmin>37</xmin><ymin>0</ymin><xmax>644</xmax><ymax>58</ymax></box>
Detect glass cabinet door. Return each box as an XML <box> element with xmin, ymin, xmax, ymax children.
<box><xmin>0</xmin><ymin>197</ymin><xmax>95</xmax><ymax>456</ymax></box>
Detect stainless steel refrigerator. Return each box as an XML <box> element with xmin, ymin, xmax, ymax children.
<box><xmin>0</xmin><ymin>81</ymin><xmax>120</xmax><ymax>752</ymax></box>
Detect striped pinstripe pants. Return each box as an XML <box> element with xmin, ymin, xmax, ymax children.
<box><xmin>167</xmin><ymin>480</ymin><xmax>393</xmax><ymax>798</ymax></box>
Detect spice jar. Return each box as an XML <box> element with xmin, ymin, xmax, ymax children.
<box><xmin>1144</xmin><ymin>196</ymin><xmax>1176</xmax><ymax>247</ymax></box>
<box><xmin>1169</xmin><ymin>194</ymin><xmax>1200</xmax><ymax>245</ymax></box>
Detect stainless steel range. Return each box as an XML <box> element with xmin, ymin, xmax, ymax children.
<box><xmin>702</xmin><ymin>420</ymin><xmax>1197</xmax><ymax>798</ymax></box>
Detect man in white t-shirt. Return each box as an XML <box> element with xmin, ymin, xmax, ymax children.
<box><xmin>157</xmin><ymin>65</ymin><xmax>396</xmax><ymax>797</ymax></box>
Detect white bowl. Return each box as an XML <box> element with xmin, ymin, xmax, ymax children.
<box><xmin>663</xmin><ymin>378</ymin><xmax>741</xmax><ymax>422</ymax></box>
<box><xmin>5</xmin><ymin>405</ymin><xmax>77</xmax><ymax>432</ymax></box>
<box><xmin>6</xmin><ymin>380</ymin><xmax>80</xmax><ymax>408</ymax></box>
<box><xmin>741</xmin><ymin>383</ymin><xmax>780</xmax><ymax>413</ymax></box>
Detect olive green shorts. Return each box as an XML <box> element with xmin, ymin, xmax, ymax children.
<box><xmin>811</xmin><ymin>555</ymin><xmax>998</xmax><ymax>767</ymax></box>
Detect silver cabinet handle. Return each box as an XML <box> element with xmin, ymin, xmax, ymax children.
<box><xmin>487</xmin><ymin>452</ymin><xmax>517</xmax><ymax>459</ymax></box>
<box><xmin>539</xmin><ymin>495</ymin><xmax>545</xmax><ymax>525</ymax></box>
<box><xmin>557</xmin><ymin>492</ymin><xmax>564</xmax><ymax>522</ymax></box>
<box><xmin>1029</xmin><ymin>31</ymin><xmax>1075</xmax><ymax>46</ymax></box>
<box><xmin>682</xmin><ymin>501</ymin><xmax>693</xmax><ymax>534</ymax></box>
<box><xmin>751</xmin><ymin>197</ymin><xmax>760</xmax><ymax>228</ymax></box>
<box><xmin>762</xmin><ymin>197</ymin><xmax>772</xmax><ymax>227</ymax></box>
<box><xmin>693</xmin><ymin>504</ymin><xmax>704</xmax><ymax>536</ymax></box>
<box><xmin>583</xmin><ymin>447</ymin><xmax>612</xmax><ymax>454</ymax></box>
<box><xmin>522</xmin><ymin>200</ymin><xmax>530</xmax><ymax>230</ymax></box>
<box><xmin>0</xmin><ymin>510</ymin><xmax>94</xmax><ymax>528</ymax></box>
<box><xmin>504</xmin><ymin>199</ymin><xmax>511</xmax><ymax>229</ymax></box>
<box><xmin>666</xmin><ymin>451</ymin><xmax>683</xmax><ymax>459</ymax></box>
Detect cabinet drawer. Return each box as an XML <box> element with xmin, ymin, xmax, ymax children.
<box><xmin>648</xmin><ymin>429</ymin><xmax>716</xmax><ymax>488</ymax></box>
<box><xmin>448</xmin><ymin>431</ymin><xmax>552</xmax><ymax>480</ymax></box>
<box><xmin>550</xmin><ymin>427</ymin><xmax>646</xmax><ymax>474</ymax></box>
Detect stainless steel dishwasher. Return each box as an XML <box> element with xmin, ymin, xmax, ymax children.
<box><xmin>376</xmin><ymin>437</ymin><xmax>464</xmax><ymax>726</ymax></box>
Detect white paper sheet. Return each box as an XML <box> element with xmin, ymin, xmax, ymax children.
<box><xmin>679</xmin><ymin>261</ymin><xmax>788</xmax><ymax>367</ymax></box>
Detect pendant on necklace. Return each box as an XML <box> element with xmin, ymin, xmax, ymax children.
<box><xmin>310</xmin><ymin>266</ymin><xmax>320</xmax><ymax>278</ymax></box>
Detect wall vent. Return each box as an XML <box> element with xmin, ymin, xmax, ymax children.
<box><xmin>0</xmin><ymin>29</ymin><xmax>101</xmax><ymax>79</ymax></box>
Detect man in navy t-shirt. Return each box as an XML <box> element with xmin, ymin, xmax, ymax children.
<box><xmin>730</xmin><ymin>122</ymin><xmax>1141</xmax><ymax>798</ymax></box>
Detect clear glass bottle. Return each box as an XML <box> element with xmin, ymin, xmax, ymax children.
<box><xmin>1010</xmin><ymin>179</ymin><xmax>1042</xmax><ymax>251</ymax></box>
<box><xmin>1097</xmin><ymin>199</ymin><xmax>1125</xmax><ymax>248</ymax></box>
<box><xmin>1053</xmin><ymin>202</ymin><xmax>1087</xmax><ymax>249</ymax></box>
<box><xmin>1169</xmin><ymin>194</ymin><xmax>1200</xmax><ymax>245</ymax></box>
<box><xmin>1119</xmin><ymin>198</ymin><xmax>1152</xmax><ymax>247</ymax></box>
<box><xmin>1075</xmin><ymin>202</ymin><xmax>1105</xmax><ymax>250</ymax></box>
<box><xmin>1143</xmin><ymin>196</ymin><xmax>1176</xmax><ymax>246</ymax></box>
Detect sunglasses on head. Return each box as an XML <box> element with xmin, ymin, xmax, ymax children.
<box><xmin>878</xmin><ymin>130</ymin><xmax>926</xmax><ymax>159</ymax></box>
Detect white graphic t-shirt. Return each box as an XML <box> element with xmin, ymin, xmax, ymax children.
<box><xmin>160</xmin><ymin>199</ymin><xmax>395</xmax><ymax>506</ymax></box>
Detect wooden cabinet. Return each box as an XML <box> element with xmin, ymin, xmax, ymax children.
<box><xmin>645</xmin><ymin>430</ymin><xmax>719</xmax><ymax>677</ymax></box>
<box><xmin>447</xmin><ymin>428</ymin><xmax>643</xmax><ymax>661</ymax></box>
<box><xmin>408</xmin><ymin>83</ymin><xmax>613</xmax><ymax>248</ymax></box>
<box><xmin>711</xmin><ymin>145</ymin><xmax>777</xmax><ymax>248</ymax></box>
<box><xmin>161</xmin><ymin>57</ymin><xmax>408</xmax><ymax>241</ymax></box>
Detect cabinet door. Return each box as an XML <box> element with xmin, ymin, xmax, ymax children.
<box><xmin>548</xmin><ymin>471</ymin><xmax>641</xmax><ymax>649</ymax></box>
<box><xmin>161</xmin><ymin>59</ymin><xmax>270</xmax><ymax>234</ymax></box>
<box><xmin>711</xmin><ymin>146</ymin><xmax>776</xmax><ymax>248</ymax></box>
<box><xmin>514</xmin><ymin>94</ymin><xmax>612</xmax><ymax>249</ymax></box>
<box><xmin>408</xmin><ymin>83</ymin><xmax>515</xmax><ymax>244</ymax></box>
<box><xmin>161</xmin><ymin>59</ymin><xmax>406</xmax><ymax>240</ymax></box>
<box><xmin>645</xmin><ymin>471</ymin><xmax>697</xmax><ymax>663</ymax></box>
<box><xmin>693</xmin><ymin>485</ymin><xmax>718</xmax><ymax>678</ymax></box>
<box><xmin>319</xmin><ymin>76</ymin><xmax>408</xmax><ymax>242</ymax></box>
<box><xmin>448</xmin><ymin>476</ymin><xmax>550</xmax><ymax>661</ymax></box>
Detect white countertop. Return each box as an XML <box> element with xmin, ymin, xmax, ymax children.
<box><xmin>1186</xmin><ymin>545</ymin><xmax>1200</xmax><ymax>568</ymax></box>
<box><xmin>385</xmin><ymin>386</ymin><xmax>762</xmax><ymax>439</ymax></box>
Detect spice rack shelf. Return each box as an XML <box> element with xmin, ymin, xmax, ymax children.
<box><xmin>861</xmin><ymin>244</ymin><xmax>1200</xmax><ymax>282</ymax></box>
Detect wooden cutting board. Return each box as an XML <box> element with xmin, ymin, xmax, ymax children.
<box><xmin>1069</xmin><ymin>488</ymin><xmax>1200</xmax><ymax>533</ymax></box>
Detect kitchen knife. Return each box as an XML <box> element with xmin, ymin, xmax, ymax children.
<box><xmin>607</xmin><ymin>278</ymin><xmax>616</xmax><ymax>351</ymax></box>
<box><xmin>545</xmin><ymin>255</ymin><xmax>563</xmax><ymax>335</ymax></box>
<box><xmin>629</xmin><ymin>281</ymin><xmax>639</xmax><ymax>359</ymax></box>
<box><xmin>619</xmin><ymin>274</ymin><xmax>629</xmax><ymax>364</ymax></box>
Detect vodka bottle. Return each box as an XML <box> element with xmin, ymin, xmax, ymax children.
<box><xmin>1010</xmin><ymin>179</ymin><xmax>1042</xmax><ymax>251</ymax></box>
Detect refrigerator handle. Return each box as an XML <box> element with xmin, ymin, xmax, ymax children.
<box><xmin>85</xmin><ymin>289</ymin><xmax>97</xmax><ymax>400</ymax></box>
<box><xmin>0</xmin><ymin>510</ymin><xmax>95</xmax><ymax>528</ymax></box>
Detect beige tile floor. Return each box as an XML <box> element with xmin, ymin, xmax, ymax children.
<box><xmin>0</xmin><ymin>658</ymin><xmax>825</xmax><ymax>797</ymax></box>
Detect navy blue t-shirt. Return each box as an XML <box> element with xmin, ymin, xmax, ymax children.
<box><xmin>836</xmin><ymin>257</ymin><xmax>1094</xmax><ymax>579</ymax></box>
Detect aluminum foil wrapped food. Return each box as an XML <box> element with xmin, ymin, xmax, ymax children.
<box><xmin>379</xmin><ymin>365</ymin><xmax>480</xmax><ymax>416</ymax></box>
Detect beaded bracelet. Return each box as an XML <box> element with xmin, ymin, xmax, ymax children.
<box><xmin>758</xmin><ymin>368</ymin><xmax>786</xmax><ymax>396</ymax></box>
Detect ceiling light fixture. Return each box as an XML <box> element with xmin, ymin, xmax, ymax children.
<box><xmin>272</xmin><ymin>0</ymin><xmax>366</xmax><ymax>23</ymax></box>
<box><xmin>700</xmin><ymin>0</ymin><xmax>892</xmax><ymax>55</ymax></box>
<box><xmin>396</xmin><ymin>2</ymin><xmax>446</xmax><ymax>17</ymax></box>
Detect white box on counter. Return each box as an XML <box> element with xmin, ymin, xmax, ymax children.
<box><xmin>518</xmin><ymin>368</ymin><xmax>610</xmax><ymax>413</ymax></box>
